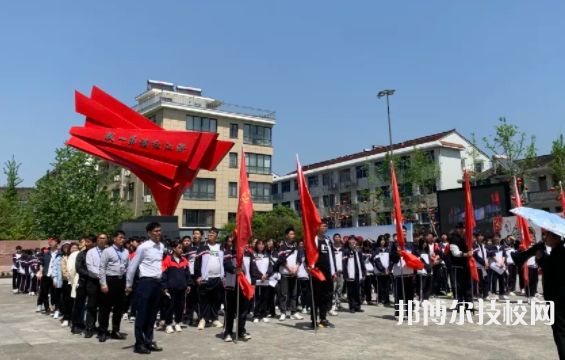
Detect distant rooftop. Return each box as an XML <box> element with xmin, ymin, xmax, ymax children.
<box><xmin>132</xmin><ymin>80</ymin><xmax>276</xmax><ymax>123</ymax></box>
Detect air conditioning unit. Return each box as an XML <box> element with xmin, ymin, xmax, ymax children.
<box><xmin>144</xmin><ymin>195</ymin><xmax>152</xmax><ymax>203</ymax></box>
<box><xmin>124</xmin><ymin>170</ymin><xmax>131</xmax><ymax>177</ymax></box>
<box><xmin>114</xmin><ymin>175</ymin><xmax>120</xmax><ymax>182</ymax></box>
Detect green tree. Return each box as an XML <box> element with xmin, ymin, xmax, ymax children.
<box><xmin>465</xmin><ymin>132</ymin><xmax>489</xmax><ymax>185</ymax></box>
<box><xmin>0</xmin><ymin>156</ymin><xmax>36</xmax><ymax>239</ymax></box>
<box><xmin>550</xmin><ymin>134</ymin><xmax>565</xmax><ymax>187</ymax></box>
<box><xmin>30</xmin><ymin>147</ymin><xmax>133</xmax><ymax>239</ymax></box>
<box><xmin>483</xmin><ymin>117</ymin><xmax>537</xmax><ymax>182</ymax></box>
<box><xmin>221</xmin><ymin>205</ymin><xmax>303</xmax><ymax>242</ymax></box>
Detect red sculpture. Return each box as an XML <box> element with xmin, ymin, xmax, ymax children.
<box><xmin>66</xmin><ymin>86</ymin><xmax>234</xmax><ymax>215</ymax></box>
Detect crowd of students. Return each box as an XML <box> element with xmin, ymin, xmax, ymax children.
<box><xmin>9</xmin><ymin>221</ymin><xmax>542</xmax><ymax>354</ymax></box>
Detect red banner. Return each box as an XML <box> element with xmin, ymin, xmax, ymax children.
<box><xmin>235</xmin><ymin>148</ymin><xmax>254</xmax><ymax>299</ymax></box>
<box><xmin>464</xmin><ymin>170</ymin><xmax>479</xmax><ymax>282</ymax></box>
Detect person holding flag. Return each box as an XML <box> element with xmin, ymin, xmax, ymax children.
<box><xmin>449</xmin><ymin>222</ymin><xmax>474</xmax><ymax>312</ymax></box>
<box><xmin>296</xmin><ymin>156</ymin><xmax>337</xmax><ymax>329</ymax></box>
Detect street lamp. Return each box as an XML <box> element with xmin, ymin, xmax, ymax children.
<box><xmin>376</xmin><ymin>90</ymin><xmax>396</xmax><ymax>157</ymax></box>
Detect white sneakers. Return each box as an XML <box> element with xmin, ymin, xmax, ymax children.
<box><xmin>61</xmin><ymin>321</ymin><xmax>69</xmax><ymax>327</ymax></box>
<box><xmin>328</xmin><ymin>310</ymin><xmax>338</xmax><ymax>316</ymax></box>
<box><xmin>212</xmin><ymin>320</ymin><xmax>223</xmax><ymax>328</ymax></box>
<box><xmin>175</xmin><ymin>324</ymin><xmax>182</xmax><ymax>332</ymax></box>
<box><xmin>129</xmin><ymin>316</ymin><xmax>136</xmax><ymax>323</ymax></box>
<box><xmin>122</xmin><ymin>314</ymin><xmax>129</xmax><ymax>321</ymax></box>
<box><xmin>279</xmin><ymin>314</ymin><xmax>286</xmax><ymax>321</ymax></box>
<box><xmin>290</xmin><ymin>313</ymin><xmax>304</xmax><ymax>320</ymax></box>
<box><xmin>197</xmin><ymin>319</ymin><xmax>206</xmax><ymax>330</ymax></box>
<box><xmin>501</xmin><ymin>295</ymin><xmax>509</xmax><ymax>300</ymax></box>
<box><xmin>509</xmin><ymin>292</ymin><xmax>516</xmax><ymax>296</ymax></box>
<box><xmin>52</xmin><ymin>311</ymin><xmax>60</xmax><ymax>320</ymax></box>
<box><xmin>253</xmin><ymin>318</ymin><xmax>259</xmax><ymax>323</ymax></box>
<box><xmin>12</xmin><ymin>289</ymin><xmax>18</xmax><ymax>294</ymax></box>
<box><xmin>224</xmin><ymin>334</ymin><xmax>233</xmax><ymax>342</ymax></box>
<box><xmin>302</xmin><ymin>308</ymin><xmax>308</xmax><ymax>314</ymax></box>
<box><xmin>262</xmin><ymin>318</ymin><xmax>269</xmax><ymax>323</ymax></box>
<box><xmin>165</xmin><ymin>325</ymin><xmax>174</xmax><ymax>334</ymax></box>
<box><xmin>35</xmin><ymin>305</ymin><xmax>42</xmax><ymax>313</ymax></box>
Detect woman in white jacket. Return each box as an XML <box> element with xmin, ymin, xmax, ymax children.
<box><xmin>65</xmin><ymin>243</ymin><xmax>81</xmax><ymax>327</ymax></box>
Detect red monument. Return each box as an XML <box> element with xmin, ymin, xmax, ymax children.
<box><xmin>66</xmin><ymin>86</ymin><xmax>234</xmax><ymax>216</ymax></box>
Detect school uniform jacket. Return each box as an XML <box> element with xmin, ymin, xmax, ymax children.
<box><xmin>183</xmin><ymin>244</ymin><xmax>199</xmax><ymax>275</ymax></box>
<box><xmin>161</xmin><ymin>254</ymin><xmax>194</xmax><ymax>290</ymax></box>
<box><xmin>250</xmin><ymin>252</ymin><xmax>274</xmax><ymax>284</ymax></box>
<box><xmin>486</xmin><ymin>244</ymin><xmax>508</xmax><ymax>267</ymax></box>
<box><xmin>342</xmin><ymin>246</ymin><xmax>366</xmax><ymax>281</ymax></box>
<box><xmin>390</xmin><ymin>241</ymin><xmax>419</xmax><ymax>276</ymax></box>
<box><xmin>12</xmin><ymin>253</ymin><xmax>22</xmax><ymax>272</ymax></box>
<box><xmin>373</xmin><ymin>247</ymin><xmax>389</xmax><ymax>274</ymax></box>
<box><xmin>276</xmin><ymin>242</ymin><xmax>300</xmax><ymax>276</ymax></box>
<box><xmin>194</xmin><ymin>244</ymin><xmax>224</xmax><ymax>281</ymax></box>
<box><xmin>305</xmin><ymin>236</ymin><xmax>337</xmax><ymax>277</ymax></box>
<box><xmin>224</xmin><ymin>249</ymin><xmax>253</xmax><ymax>290</ymax></box>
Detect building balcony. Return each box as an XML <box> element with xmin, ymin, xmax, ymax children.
<box><xmin>132</xmin><ymin>91</ymin><xmax>275</xmax><ymax>122</ymax></box>
<box><xmin>272</xmin><ymin>193</ymin><xmax>284</xmax><ymax>201</ymax></box>
<box><xmin>527</xmin><ymin>190</ymin><xmax>559</xmax><ymax>203</ymax></box>
<box><xmin>183</xmin><ymin>192</ymin><xmax>216</xmax><ymax>201</ymax></box>
<box><xmin>252</xmin><ymin>194</ymin><xmax>272</xmax><ymax>203</ymax></box>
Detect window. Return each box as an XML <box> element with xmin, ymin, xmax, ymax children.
<box><xmin>282</xmin><ymin>201</ymin><xmax>291</xmax><ymax>208</ymax></box>
<box><xmin>183</xmin><ymin>210</ymin><xmax>214</xmax><ymax>227</ymax></box>
<box><xmin>357</xmin><ymin>190</ymin><xmax>370</xmax><ymax>203</ymax></box>
<box><xmin>358</xmin><ymin>214</ymin><xmax>369</xmax><ymax>227</ymax></box>
<box><xmin>184</xmin><ymin>178</ymin><xmax>216</xmax><ymax>200</ymax></box>
<box><xmin>229</xmin><ymin>124</ymin><xmax>238</xmax><ymax>139</ymax></box>
<box><xmin>244</xmin><ymin>124</ymin><xmax>272</xmax><ymax>146</ymax></box>
<box><xmin>144</xmin><ymin>184</ymin><xmax>151</xmax><ymax>196</ymax></box>
<box><xmin>356</xmin><ymin>165</ymin><xmax>367</xmax><ymax>179</ymax></box>
<box><xmin>383</xmin><ymin>212</ymin><xmax>392</xmax><ymax>225</ymax></box>
<box><xmin>461</xmin><ymin>158</ymin><xmax>466</xmax><ymax>169</ymax></box>
<box><xmin>419</xmin><ymin>183</ymin><xmax>438</xmax><ymax>194</ymax></box>
<box><xmin>229</xmin><ymin>153</ymin><xmax>238</xmax><ymax>168</ymax></box>
<box><xmin>112</xmin><ymin>189</ymin><xmax>120</xmax><ymax>199</ymax></box>
<box><xmin>294</xmin><ymin>200</ymin><xmax>302</xmax><ymax>216</ymax></box>
<box><xmin>474</xmin><ymin>162</ymin><xmax>483</xmax><ymax>173</ymax></box>
<box><xmin>245</xmin><ymin>153</ymin><xmax>272</xmax><ymax>174</ymax></box>
<box><xmin>380</xmin><ymin>185</ymin><xmax>390</xmax><ymax>198</ymax></box>
<box><xmin>312</xmin><ymin>197</ymin><xmax>320</xmax><ymax>208</ymax></box>
<box><xmin>339</xmin><ymin>169</ymin><xmax>351</xmax><ymax>183</ymax></box>
<box><xmin>425</xmin><ymin>150</ymin><xmax>435</xmax><ymax>162</ymax></box>
<box><xmin>340</xmin><ymin>192</ymin><xmax>351</xmax><ymax>205</ymax></box>
<box><xmin>399</xmin><ymin>182</ymin><xmax>412</xmax><ymax>197</ymax></box>
<box><xmin>228</xmin><ymin>182</ymin><xmax>238</xmax><ymax>198</ymax></box>
<box><xmin>294</xmin><ymin>179</ymin><xmax>298</xmax><ymax>190</ymax></box>
<box><xmin>421</xmin><ymin>209</ymin><xmax>439</xmax><ymax>223</ymax></box>
<box><xmin>308</xmin><ymin>175</ymin><xmax>318</xmax><ymax>188</ymax></box>
<box><xmin>128</xmin><ymin>182</ymin><xmax>135</xmax><ymax>200</ymax></box>
<box><xmin>249</xmin><ymin>182</ymin><xmax>271</xmax><ymax>203</ymax></box>
<box><xmin>322</xmin><ymin>173</ymin><xmax>332</xmax><ymax>186</ymax></box>
<box><xmin>374</xmin><ymin>161</ymin><xmax>389</xmax><ymax>176</ymax></box>
<box><xmin>271</xmin><ymin>183</ymin><xmax>279</xmax><ymax>195</ymax></box>
<box><xmin>281</xmin><ymin>181</ymin><xmax>291</xmax><ymax>193</ymax></box>
<box><xmin>539</xmin><ymin>176</ymin><xmax>548</xmax><ymax>191</ymax></box>
<box><xmin>399</xmin><ymin>156</ymin><xmax>411</xmax><ymax>170</ymax></box>
<box><xmin>323</xmin><ymin>195</ymin><xmax>335</xmax><ymax>208</ymax></box>
<box><xmin>228</xmin><ymin>212</ymin><xmax>237</xmax><ymax>222</ymax></box>
<box><xmin>186</xmin><ymin>115</ymin><xmax>217</xmax><ymax>133</ymax></box>
<box><xmin>148</xmin><ymin>115</ymin><xmax>157</xmax><ymax>123</ymax></box>
<box><xmin>340</xmin><ymin>217</ymin><xmax>353</xmax><ymax>228</ymax></box>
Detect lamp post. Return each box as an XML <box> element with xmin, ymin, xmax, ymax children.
<box><xmin>377</xmin><ymin>90</ymin><xmax>396</xmax><ymax>158</ymax></box>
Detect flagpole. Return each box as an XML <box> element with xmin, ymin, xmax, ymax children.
<box><xmin>235</xmin><ymin>279</ymin><xmax>240</xmax><ymax>343</ymax></box>
<box><xmin>378</xmin><ymin>89</ymin><xmax>406</xmax><ymax>313</ymax></box>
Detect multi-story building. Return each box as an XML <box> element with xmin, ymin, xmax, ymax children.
<box><xmin>272</xmin><ymin>129</ymin><xmax>491</xmax><ymax>228</ymax></box>
<box><xmin>108</xmin><ymin>80</ymin><xmax>275</xmax><ymax>235</ymax></box>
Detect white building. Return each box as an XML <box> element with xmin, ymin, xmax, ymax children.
<box><xmin>272</xmin><ymin>129</ymin><xmax>491</xmax><ymax>228</ymax></box>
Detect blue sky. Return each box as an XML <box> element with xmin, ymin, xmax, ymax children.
<box><xmin>1</xmin><ymin>0</ymin><xmax>564</xmax><ymax>186</ymax></box>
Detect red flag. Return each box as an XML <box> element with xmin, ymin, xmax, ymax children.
<box><xmin>464</xmin><ymin>170</ymin><xmax>479</xmax><ymax>282</ymax></box>
<box><xmin>512</xmin><ymin>177</ymin><xmax>532</xmax><ymax>285</ymax></box>
<box><xmin>560</xmin><ymin>183</ymin><xmax>565</xmax><ymax>218</ymax></box>
<box><xmin>296</xmin><ymin>156</ymin><xmax>325</xmax><ymax>281</ymax></box>
<box><xmin>391</xmin><ymin>162</ymin><xmax>423</xmax><ymax>270</ymax></box>
<box><xmin>235</xmin><ymin>148</ymin><xmax>254</xmax><ymax>299</ymax></box>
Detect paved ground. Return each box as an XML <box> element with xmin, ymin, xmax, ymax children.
<box><xmin>0</xmin><ymin>278</ymin><xmax>558</xmax><ymax>360</ymax></box>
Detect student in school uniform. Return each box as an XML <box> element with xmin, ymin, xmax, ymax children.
<box><xmin>266</xmin><ymin>239</ymin><xmax>279</xmax><ymax>318</ymax></box>
<box><xmin>161</xmin><ymin>239</ymin><xmax>193</xmax><ymax>334</ymax></box>
<box><xmin>331</xmin><ymin>233</ymin><xmax>344</xmax><ymax>312</ymax></box>
<box><xmin>374</xmin><ymin>236</ymin><xmax>391</xmax><ymax>306</ymax></box>
<box><xmin>425</xmin><ymin>233</ymin><xmax>443</xmax><ymax>299</ymax></box>
<box><xmin>504</xmin><ymin>236</ymin><xmax>518</xmax><ymax>296</ymax></box>
<box><xmin>390</xmin><ymin>226</ymin><xmax>418</xmax><ymax>319</ymax></box>
<box><xmin>12</xmin><ymin>246</ymin><xmax>23</xmax><ymax>294</ymax></box>
<box><xmin>473</xmin><ymin>234</ymin><xmax>490</xmax><ymax>300</ymax></box>
<box><xmin>360</xmin><ymin>240</ymin><xmax>376</xmax><ymax>305</ymax></box>
<box><xmin>342</xmin><ymin>235</ymin><xmax>366</xmax><ymax>313</ymax></box>
<box><xmin>296</xmin><ymin>240</ymin><xmax>311</xmax><ymax>315</ymax></box>
<box><xmin>449</xmin><ymin>223</ymin><xmax>474</xmax><ymax>312</ymax></box>
<box><xmin>250</xmin><ymin>239</ymin><xmax>274</xmax><ymax>323</ymax></box>
<box><xmin>525</xmin><ymin>227</ymin><xmax>541</xmax><ymax>299</ymax></box>
<box><xmin>222</xmin><ymin>244</ymin><xmax>251</xmax><ymax>342</ymax></box>
<box><xmin>416</xmin><ymin>238</ymin><xmax>433</xmax><ymax>305</ymax></box>
<box><xmin>487</xmin><ymin>233</ymin><xmax>508</xmax><ymax>300</ymax></box>
<box><xmin>184</xmin><ymin>229</ymin><xmax>203</xmax><ymax>326</ymax></box>
<box><xmin>194</xmin><ymin>227</ymin><xmax>225</xmax><ymax>330</ymax></box>
<box><xmin>276</xmin><ymin>228</ymin><xmax>304</xmax><ymax>321</ymax></box>
<box><xmin>28</xmin><ymin>250</ymin><xmax>39</xmax><ymax>296</ymax></box>
<box><xmin>17</xmin><ymin>249</ymin><xmax>30</xmax><ymax>294</ymax></box>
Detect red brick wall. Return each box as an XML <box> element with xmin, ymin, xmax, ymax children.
<box><xmin>0</xmin><ymin>240</ymin><xmax>50</xmax><ymax>272</ymax></box>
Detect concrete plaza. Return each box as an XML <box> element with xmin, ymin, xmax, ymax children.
<box><xmin>0</xmin><ymin>279</ymin><xmax>557</xmax><ymax>360</ymax></box>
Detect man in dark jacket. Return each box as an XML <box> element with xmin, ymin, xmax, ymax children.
<box><xmin>342</xmin><ymin>235</ymin><xmax>366</xmax><ymax>313</ymax></box>
<box><xmin>536</xmin><ymin>231</ymin><xmax>565</xmax><ymax>359</ymax></box>
<box><xmin>71</xmin><ymin>235</ymin><xmax>96</xmax><ymax>335</ymax></box>
<box><xmin>449</xmin><ymin>223</ymin><xmax>474</xmax><ymax>312</ymax></box>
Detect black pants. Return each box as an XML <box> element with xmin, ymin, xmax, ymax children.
<box><xmin>12</xmin><ymin>271</ymin><xmax>21</xmax><ymax>290</ymax></box>
<box><xmin>394</xmin><ymin>276</ymin><xmax>414</xmax><ymax>317</ymax></box>
<box><xmin>448</xmin><ymin>266</ymin><xmax>456</xmax><ymax>294</ymax></box>
<box><xmin>267</xmin><ymin>285</ymin><xmax>277</xmax><ymax>316</ymax></box>
<box><xmin>185</xmin><ymin>277</ymin><xmax>199</xmax><ymax>322</ymax></box>
<box><xmin>223</xmin><ymin>287</ymin><xmax>249</xmax><ymax>336</ymax></box>
<box><xmin>454</xmin><ymin>267</ymin><xmax>473</xmax><ymax>310</ymax></box>
<box><xmin>19</xmin><ymin>274</ymin><xmax>30</xmax><ymax>293</ymax></box>
<box><xmin>253</xmin><ymin>286</ymin><xmax>269</xmax><ymax>319</ymax></box>
<box><xmin>552</xmin><ymin>306</ymin><xmax>565</xmax><ymax>360</ymax></box>
<box><xmin>62</xmin><ymin>282</ymin><xmax>74</xmax><ymax>321</ymax></box>
<box><xmin>85</xmin><ymin>278</ymin><xmax>101</xmax><ymax>332</ymax></box>
<box><xmin>135</xmin><ymin>278</ymin><xmax>162</xmax><ymax>348</ymax></box>
<box><xmin>528</xmin><ymin>267</ymin><xmax>539</xmax><ymax>296</ymax></box>
<box><xmin>30</xmin><ymin>275</ymin><xmax>38</xmax><ymax>293</ymax></box>
<box><xmin>279</xmin><ymin>276</ymin><xmax>298</xmax><ymax>315</ymax></box>
<box><xmin>98</xmin><ymin>277</ymin><xmax>126</xmax><ymax>333</ymax></box>
<box><xmin>490</xmin><ymin>270</ymin><xmax>506</xmax><ymax>295</ymax></box>
<box><xmin>519</xmin><ymin>265</ymin><xmax>526</xmax><ymax>291</ymax></box>
<box><xmin>478</xmin><ymin>270</ymin><xmax>489</xmax><ymax>299</ymax></box>
<box><xmin>299</xmin><ymin>279</ymin><xmax>311</xmax><ymax>309</ymax></box>
<box><xmin>376</xmin><ymin>275</ymin><xmax>391</xmax><ymax>304</ymax></box>
<box><xmin>507</xmin><ymin>264</ymin><xmax>517</xmax><ymax>293</ymax></box>
<box><xmin>362</xmin><ymin>275</ymin><xmax>377</xmax><ymax>303</ymax></box>
<box><xmin>311</xmin><ymin>271</ymin><xmax>333</xmax><ymax>322</ymax></box>
<box><xmin>198</xmin><ymin>277</ymin><xmax>223</xmax><ymax>322</ymax></box>
<box><xmin>39</xmin><ymin>276</ymin><xmax>54</xmax><ymax>311</ymax></box>
<box><xmin>346</xmin><ymin>279</ymin><xmax>361</xmax><ymax>310</ymax></box>
<box><xmin>418</xmin><ymin>275</ymin><xmax>432</xmax><ymax>301</ymax></box>
<box><xmin>432</xmin><ymin>266</ymin><xmax>443</xmax><ymax>295</ymax></box>
<box><xmin>165</xmin><ymin>289</ymin><xmax>186</xmax><ymax>325</ymax></box>
<box><xmin>72</xmin><ymin>279</ymin><xmax>87</xmax><ymax>328</ymax></box>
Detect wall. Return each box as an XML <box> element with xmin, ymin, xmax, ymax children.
<box><xmin>0</xmin><ymin>240</ymin><xmax>50</xmax><ymax>272</ymax></box>
<box><xmin>438</xmin><ymin>147</ymin><xmax>464</xmax><ymax>190</ymax></box>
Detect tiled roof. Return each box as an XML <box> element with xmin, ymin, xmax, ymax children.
<box><xmin>483</xmin><ymin>154</ymin><xmax>555</xmax><ymax>177</ymax></box>
<box><xmin>288</xmin><ymin>129</ymin><xmax>457</xmax><ymax>175</ymax></box>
